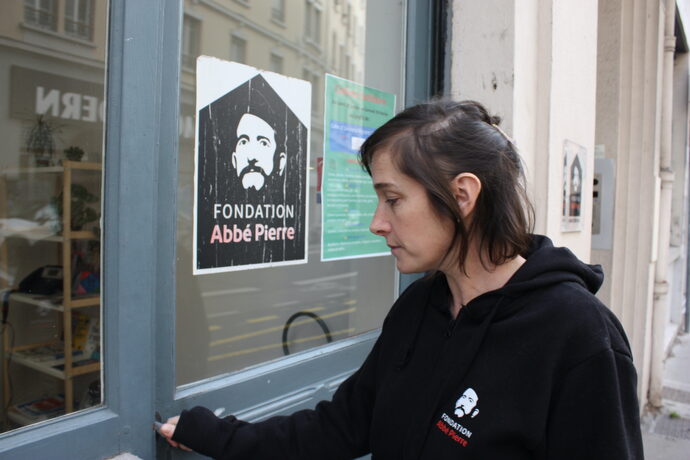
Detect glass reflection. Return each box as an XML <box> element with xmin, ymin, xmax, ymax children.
<box><xmin>176</xmin><ymin>0</ymin><xmax>402</xmax><ymax>385</ymax></box>
<box><xmin>0</xmin><ymin>0</ymin><xmax>106</xmax><ymax>432</ymax></box>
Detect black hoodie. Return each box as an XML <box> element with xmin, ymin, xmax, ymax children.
<box><xmin>172</xmin><ymin>235</ymin><xmax>644</xmax><ymax>459</ymax></box>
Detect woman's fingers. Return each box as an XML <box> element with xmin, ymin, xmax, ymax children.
<box><xmin>159</xmin><ymin>416</ymin><xmax>192</xmax><ymax>451</ymax></box>
<box><xmin>160</xmin><ymin>423</ymin><xmax>176</xmax><ymax>438</ymax></box>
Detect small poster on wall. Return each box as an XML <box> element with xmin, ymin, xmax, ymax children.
<box><xmin>193</xmin><ymin>57</ymin><xmax>311</xmax><ymax>274</ymax></box>
<box><xmin>321</xmin><ymin>74</ymin><xmax>396</xmax><ymax>261</ymax></box>
<box><xmin>561</xmin><ymin>139</ymin><xmax>587</xmax><ymax>232</ymax></box>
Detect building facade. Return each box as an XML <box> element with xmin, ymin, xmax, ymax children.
<box><xmin>450</xmin><ymin>0</ymin><xmax>690</xmax><ymax>410</ymax></box>
<box><xmin>0</xmin><ymin>0</ymin><xmax>687</xmax><ymax>458</ymax></box>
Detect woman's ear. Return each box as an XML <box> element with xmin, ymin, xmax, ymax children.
<box><xmin>451</xmin><ymin>173</ymin><xmax>482</xmax><ymax>218</ymax></box>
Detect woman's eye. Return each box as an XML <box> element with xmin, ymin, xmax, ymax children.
<box><xmin>239</xmin><ymin>139</ymin><xmax>247</xmax><ymax>145</ymax></box>
<box><xmin>260</xmin><ymin>140</ymin><xmax>269</xmax><ymax>147</ymax></box>
<box><xmin>385</xmin><ymin>198</ymin><xmax>399</xmax><ymax>206</ymax></box>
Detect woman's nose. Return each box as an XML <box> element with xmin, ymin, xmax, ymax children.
<box><xmin>369</xmin><ymin>208</ymin><xmax>390</xmax><ymax>236</ymax></box>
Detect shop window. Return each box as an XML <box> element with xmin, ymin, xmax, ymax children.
<box><xmin>64</xmin><ymin>0</ymin><xmax>94</xmax><ymax>41</ymax></box>
<box><xmin>176</xmin><ymin>0</ymin><xmax>394</xmax><ymax>387</ymax></box>
<box><xmin>230</xmin><ymin>35</ymin><xmax>247</xmax><ymax>64</ymax></box>
<box><xmin>271</xmin><ymin>0</ymin><xmax>285</xmax><ymax>23</ymax></box>
<box><xmin>182</xmin><ymin>15</ymin><xmax>200</xmax><ymax>71</ymax></box>
<box><xmin>1</xmin><ymin>0</ymin><xmax>105</xmax><ymax>433</ymax></box>
<box><xmin>304</xmin><ymin>0</ymin><xmax>321</xmax><ymax>45</ymax></box>
<box><xmin>24</xmin><ymin>0</ymin><xmax>57</xmax><ymax>32</ymax></box>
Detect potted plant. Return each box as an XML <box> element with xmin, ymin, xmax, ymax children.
<box><xmin>63</xmin><ymin>146</ymin><xmax>85</xmax><ymax>162</ymax></box>
<box><xmin>26</xmin><ymin>115</ymin><xmax>61</xmax><ymax>166</ymax></box>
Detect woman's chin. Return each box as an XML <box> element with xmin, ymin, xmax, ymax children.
<box><xmin>395</xmin><ymin>261</ymin><xmax>426</xmax><ymax>275</ymax></box>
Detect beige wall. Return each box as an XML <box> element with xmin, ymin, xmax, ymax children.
<box><xmin>513</xmin><ymin>0</ymin><xmax>540</xmax><ymax>228</ymax></box>
<box><xmin>547</xmin><ymin>0</ymin><xmax>598</xmax><ymax>258</ymax></box>
<box><xmin>450</xmin><ymin>0</ymin><xmax>515</xmax><ymax>135</ymax></box>
<box><xmin>451</xmin><ymin>0</ymin><xmax>597</xmax><ymax>260</ymax></box>
<box><xmin>591</xmin><ymin>0</ymin><xmax>623</xmax><ymax>307</ymax></box>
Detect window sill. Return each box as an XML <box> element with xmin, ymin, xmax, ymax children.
<box><xmin>0</xmin><ymin>407</ymin><xmax>118</xmax><ymax>452</ymax></box>
<box><xmin>303</xmin><ymin>37</ymin><xmax>322</xmax><ymax>52</ymax></box>
<box><xmin>174</xmin><ymin>330</ymin><xmax>379</xmax><ymax>401</ymax></box>
<box><xmin>271</xmin><ymin>17</ymin><xmax>287</xmax><ymax>29</ymax></box>
<box><xmin>20</xmin><ymin>22</ymin><xmax>97</xmax><ymax>48</ymax></box>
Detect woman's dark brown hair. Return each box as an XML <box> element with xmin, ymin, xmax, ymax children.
<box><xmin>359</xmin><ymin>99</ymin><xmax>534</xmax><ymax>270</ymax></box>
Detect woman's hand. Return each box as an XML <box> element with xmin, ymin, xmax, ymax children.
<box><xmin>159</xmin><ymin>415</ymin><xmax>193</xmax><ymax>452</ymax></box>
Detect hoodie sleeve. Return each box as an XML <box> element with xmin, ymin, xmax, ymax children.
<box><xmin>543</xmin><ymin>347</ymin><xmax>644</xmax><ymax>459</ymax></box>
<box><xmin>171</xmin><ymin>337</ymin><xmax>381</xmax><ymax>460</ymax></box>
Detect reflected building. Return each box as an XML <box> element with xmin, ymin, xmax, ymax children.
<box><xmin>0</xmin><ymin>1</ymin><xmax>107</xmax><ymax>171</ymax></box>
<box><xmin>178</xmin><ymin>0</ymin><xmax>367</xmax><ymax>183</ymax></box>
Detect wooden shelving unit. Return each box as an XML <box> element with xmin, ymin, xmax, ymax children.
<box><xmin>0</xmin><ymin>161</ymin><xmax>101</xmax><ymax>425</ymax></box>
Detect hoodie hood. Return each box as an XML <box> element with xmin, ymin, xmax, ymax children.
<box><xmin>427</xmin><ymin>235</ymin><xmax>603</xmax><ymax>323</ymax></box>
<box><xmin>397</xmin><ymin>234</ymin><xmax>603</xmax><ymax>368</ymax></box>
<box><xmin>501</xmin><ymin>234</ymin><xmax>603</xmax><ymax>297</ymax></box>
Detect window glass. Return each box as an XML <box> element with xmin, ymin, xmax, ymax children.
<box><xmin>0</xmin><ymin>0</ymin><xmax>106</xmax><ymax>433</ymax></box>
<box><xmin>269</xmin><ymin>53</ymin><xmax>283</xmax><ymax>74</ymax></box>
<box><xmin>230</xmin><ymin>35</ymin><xmax>247</xmax><ymax>64</ymax></box>
<box><xmin>24</xmin><ymin>0</ymin><xmax>58</xmax><ymax>32</ymax></box>
<box><xmin>304</xmin><ymin>1</ymin><xmax>322</xmax><ymax>44</ymax></box>
<box><xmin>182</xmin><ymin>15</ymin><xmax>200</xmax><ymax>71</ymax></box>
<box><xmin>177</xmin><ymin>0</ymin><xmax>403</xmax><ymax>386</ymax></box>
<box><xmin>64</xmin><ymin>0</ymin><xmax>94</xmax><ymax>41</ymax></box>
<box><xmin>271</xmin><ymin>0</ymin><xmax>285</xmax><ymax>23</ymax></box>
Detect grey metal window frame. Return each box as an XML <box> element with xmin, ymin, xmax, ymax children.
<box><xmin>0</xmin><ymin>0</ymin><xmax>443</xmax><ymax>458</ymax></box>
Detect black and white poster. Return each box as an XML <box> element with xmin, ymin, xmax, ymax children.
<box><xmin>561</xmin><ymin>139</ymin><xmax>586</xmax><ymax>232</ymax></box>
<box><xmin>193</xmin><ymin>57</ymin><xmax>311</xmax><ymax>274</ymax></box>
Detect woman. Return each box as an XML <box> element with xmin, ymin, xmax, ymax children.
<box><xmin>161</xmin><ymin>100</ymin><xmax>643</xmax><ymax>459</ymax></box>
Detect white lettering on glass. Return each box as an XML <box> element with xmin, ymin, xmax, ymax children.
<box><xmin>35</xmin><ymin>86</ymin><xmax>104</xmax><ymax>123</ymax></box>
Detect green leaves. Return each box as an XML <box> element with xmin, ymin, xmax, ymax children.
<box><xmin>52</xmin><ymin>184</ymin><xmax>100</xmax><ymax>231</ymax></box>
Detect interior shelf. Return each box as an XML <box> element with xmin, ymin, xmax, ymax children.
<box><xmin>8</xmin><ymin>293</ymin><xmax>99</xmax><ymax>312</ymax></box>
<box><xmin>11</xmin><ymin>353</ymin><xmax>99</xmax><ymax>379</ymax></box>
<box><xmin>10</xmin><ymin>341</ymin><xmax>100</xmax><ymax>379</ymax></box>
<box><xmin>1</xmin><ymin>160</ymin><xmax>102</xmax><ymax>423</ymax></box>
<box><xmin>0</xmin><ymin>229</ymin><xmax>99</xmax><ymax>242</ymax></box>
<box><xmin>0</xmin><ymin>161</ymin><xmax>102</xmax><ymax>176</ymax></box>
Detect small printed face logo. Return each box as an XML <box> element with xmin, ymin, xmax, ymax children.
<box><xmin>454</xmin><ymin>388</ymin><xmax>479</xmax><ymax>418</ymax></box>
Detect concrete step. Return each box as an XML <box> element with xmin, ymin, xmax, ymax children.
<box><xmin>662</xmin><ymin>385</ymin><xmax>690</xmax><ymax>421</ymax></box>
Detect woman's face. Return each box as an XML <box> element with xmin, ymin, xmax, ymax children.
<box><xmin>369</xmin><ymin>149</ymin><xmax>456</xmax><ymax>274</ymax></box>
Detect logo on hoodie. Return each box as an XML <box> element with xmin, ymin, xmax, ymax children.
<box><xmin>435</xmin><ymin>388</ymin><xmax>480</xmax><ymax>448</ymax></box>
<box><xmin>454</xmin><ymin>387</ymin><xmax>479</xmax><ymax>418</ymax></box>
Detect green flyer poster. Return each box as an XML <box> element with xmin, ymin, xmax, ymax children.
<box><xmin>321</xmin><ymin>74</ymin><xmax>396</xmax><ymax>261</ymax></box>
